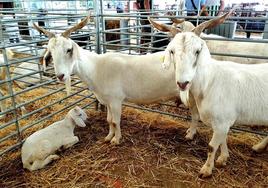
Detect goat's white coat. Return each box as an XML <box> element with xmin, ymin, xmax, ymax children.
<box><xmin>164</xmin><ymin>32</ymin><xmax>268</xmax><ymax>177</ymax></box>
<box><xmin>21</xmin><ymin>106</ymin><xmax>88</xmax><ymax>171</ymax></box>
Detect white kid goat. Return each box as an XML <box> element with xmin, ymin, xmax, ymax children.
<box><xmin>33</xmin><ymin>16</ymin><xmax>194</xmax><ymax>145</ymax></box>
<box><xmin>21</xmin><ymin>106</ymin><xmax>88</xmax><ymax>171</ymax></box>
<box><xmin>163</xmin><ymin>14</ymin><xmax>268</xmax><ymax>178</ymax></box>
<box><xmin>149</xmin><ymin>15</ymin><xmax>268</xmax><ymax>64</ymax></box>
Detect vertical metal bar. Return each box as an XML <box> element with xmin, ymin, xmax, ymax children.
<box><xmin>0</xmin><ymin>14</ymin><xmax>4</xmax><ymax>45</ymax></box>
<box><xmin>263</xmin><ymin>12</ymin><xmax>268</xmax><ymax>39</ymax></box>
<box><xmin>94</xmin><ymin>0</ymin><xmax>101</xmax><ymax>54</ymax></box>
<box><xmin>150</xmin><ymin>0</ymin><xmax>154</xmax><ymax>54</ymax></box>
<box><xmin>128</xmin><ymin>0</ymin><xmax>131</xmax><ymax>54</ymax></box>
<box><xmin>2</xmin><ymin>48</ymin><xmax>23</xmax><ymax>145</ymax></box>
<box><xmin>99</xmin><ymin>0</ymin><xmax>106</xmax><ymax>53</ymax></box>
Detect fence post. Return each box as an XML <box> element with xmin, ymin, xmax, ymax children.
<box><xmin>263</xmin><ymin>12</ymin><xmax>268</xmax><ymax>39</ymax></box>
<box><xmin>94</xmin><ymin>0</ymin><xmax>102</xmax><ymax>54</ymax></box>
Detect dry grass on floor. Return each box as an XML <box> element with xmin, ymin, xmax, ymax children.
<box><xmin>0</xmin><ymin>107</ymin><xmax>267</xmax><ymax>188</ymax></box>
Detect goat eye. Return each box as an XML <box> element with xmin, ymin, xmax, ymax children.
<box><xmin>79</xmin><ymin>114</ymin><xmax>82</xmax><ymax>116</ymax></box>
<box><xmin>67</xmin><ymin>48</ymin><xmax>72</xmax><ymax>54</ymax></box>
<box><xmin>196</xmin><ymin>50</ymin><xmax>200</xmax><ymax>55</ymax></box>
<box><xmin>170</xmin><ymin>50</ymin><xmax>174</xmax><ymax>54</ymax></box>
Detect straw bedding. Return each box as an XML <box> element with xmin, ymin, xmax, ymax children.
<box><xmin>0</xmin><ymin>95</ymin><xmax>268</xmax><ymax>187</ymax></box>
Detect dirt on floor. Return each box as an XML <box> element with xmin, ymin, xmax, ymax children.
<box><xmin>0</xmin><ymin>107</ymin><xmax>267</xmax><ymax>188</ymax></box>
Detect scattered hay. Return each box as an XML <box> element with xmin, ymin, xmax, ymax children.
<box><xmin>0</xmin><ymin>107</ymin><xmax>267</xmax><ymax>187</ymax></box>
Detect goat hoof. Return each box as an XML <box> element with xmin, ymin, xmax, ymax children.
<box><xmin>104</xmin><ymin>134</ymin><xmax>114</xmax><ymax>142</ymax></box>
<box><xmin>252</xmin><ymin>144</ymin><xmax>265</xmax><ymax>153</ymax></box>
<box><xmin>185</xmin><ymin>129</ymin><xmax>196</xmax><ymax>140</ymax></box>
<box><xmin>104</xmin><ymin>137</ymin><xmax>112</xmax><ymax>142</ymax></box>
<box><xmin>110</xmin><ymin>137</ymin><xmax>120</xmax><ymax>145</ymax></box>
<box><xmin>215</xmin><ymin>159</ymin><xmax>227</xmax><ymax>167</ymax></box>
<box><xmin>199</xmin><ymin>166</ymin><xmax>212</xmax><ymax>178</ymax></box>
<box><xmin>185</xmin><ymin>133</ymin><xmax>194</xmax><ymax>140</ymax></box>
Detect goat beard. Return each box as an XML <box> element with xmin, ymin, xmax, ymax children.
<box><xmin>65</xmin><ymin>76</ymin><xmax>71</xmax><ymax>96</ymax></box>
<box><xmin>179</xmin><ymin>89</ymin><xmax>189</xmax><ymax>107</ymax></box>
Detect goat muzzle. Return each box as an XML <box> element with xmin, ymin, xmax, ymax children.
<box><xmin>57</xmin><ymin>74</ymin><xmax>65</xmax><ymax>82</ymax></box>
<box><xmin>177</xmin><ymin>81</ymin><xmax>189</xmax><ymax>91</ymax></box>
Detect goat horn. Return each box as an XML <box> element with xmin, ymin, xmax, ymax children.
<box><xmin>193</xmin><ymin>7</ymin><xmax>236</xmax><ymax>36</ymax></box>
<box><xmin>148</xmin><ymin>17</ymin><xmax>181</xmax><ymax>38</ymax></box>
<box><xmin>148</xmin><ymin>17</ymin><xmax>173</xmax><ymax>32</ymax></box>
<box><xmin>61</xmin><ymin>16</ymin><xmax>90</xmax><ymax>38</ymax></box>
<box><xmin>33</xmin><ymin>23</ymin><xmax>56</xmax><ymax>38</ymax></box>
<box><xmin>170</xmin><ymin>18</ymin><xmax>185</xmax><ymax>24</ymax></box>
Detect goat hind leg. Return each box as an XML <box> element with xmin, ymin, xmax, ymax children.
<box><xmin>109</xmin><ymin>101</ymin><xmax>122</xmax><ymax>145</ymax></box>
<box><xmin>104</xmin><ymin>105</ymin><xmax>116</xmax><ymax>142</ymax></box>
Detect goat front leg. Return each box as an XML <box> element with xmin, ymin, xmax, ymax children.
<box><xmin>186</xmin><ymin>104</ymin><xmax>199</xmax><ymax>140</ymax></box>
<box><xmin>252</xmin><ymin>136</ymin><xmax>268</xmax><ymax>153</ymax></box>
<box><xmin>63</xmin><ymin>136</ymin><xmax>79</xmax><ymax>149</ymax></box>
<box><xmin>29</xmin><ymin>154</ymin><xmax>59</xmax><ymax>171</ymax></box>
<box><xmin>199</xmin><ymin>124</ymin><xmax>230</xmax><ymax>178</ymax></box>
<box><xmin>109</xmin><ymin>101</ymin><xmax>122</xmax><ymax>145</ymax></box>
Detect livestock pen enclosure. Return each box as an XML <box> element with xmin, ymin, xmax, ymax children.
<box><xmin>0</xmin><ymin>0</ymin><xmax>268</xmax><ymax>187</ymax></box>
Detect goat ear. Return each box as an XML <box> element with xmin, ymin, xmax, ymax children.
<box><xmin>71</xmin><ymin>109</ymin><xmax>86</xmax><ymax>127</ymax></box>
<box><xmin>162</xmin><ymin>49</ymin><xmax>173</xmax><ymax>69</ymax></box>
<box><xmin>42</xmin><ymin>50</ymin><xmax>52</xmax><ymax>72</ymax></box>
<box><xmin>33</xmin><ymin>23</ymin><xmax>55</xmax><ymax>38</ymax></box>
<box><xmin>193</xmin><ymin>10</ymin><xmax>233</xmax><ymax>36</ymax></box>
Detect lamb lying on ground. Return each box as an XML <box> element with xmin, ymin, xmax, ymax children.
<box><xmin>21</xmin><ymin>106</ymin><xmax>88</xmax><ymax>171</ymax></box>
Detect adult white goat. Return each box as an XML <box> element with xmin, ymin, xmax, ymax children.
<box><xmin>33</xmin><ymin>16</ymin><xmax>188</xmax><ymax>145</ymax></box>
<box><xmin>149</xmin><ymin>16</ymin><xmax>268</xmax><ymax>64</ymax></box>
<box><xmin>21</xmin><ymin>106</ymin><xmax>88</xmax><ymax>171</ymax></box>
<box><xmin>163</xmin><ymin>14</ymin><xmax>268</xmax><ymax>178</ymax></box>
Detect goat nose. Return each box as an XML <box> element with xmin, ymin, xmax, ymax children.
<box><xmin>57</xmin><ymin>74</ymin><xmax>65</xmax><ymax>81</ymax></box>
<box><xmin>177</xmin><ymin>81</ymin><xmax>189</xmax><ymax>90</ymax></box>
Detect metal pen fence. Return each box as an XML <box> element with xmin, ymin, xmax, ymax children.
<box><xmin>0</xmin><ymin>0</ymin><xmax>268</xmax><ymax>156</ymax></box>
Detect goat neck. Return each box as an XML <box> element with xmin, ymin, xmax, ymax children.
<box><xmin>72</xmin><ymin>44</ymin><xmax>98</xmax><ymax>91</ymax></box>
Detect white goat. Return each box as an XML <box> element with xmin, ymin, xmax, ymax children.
<box><xmin>33</xmin><ymin>16</ymin><xmax>197</xmax><ymax>145</ymax></box>
<box><xmin>163</xmin><ymin>14</ymin><xmax>268</xmax><ymax>178</ymax></box>
<box><xmin>149</xmin><ymin>16</ymin><xmax>268</xmax><ymax>64</ymax></box>
<box><xmin>21</xmin><ymin>106</ymin><xmax>88</xmax><ymax>171</ymax></box>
